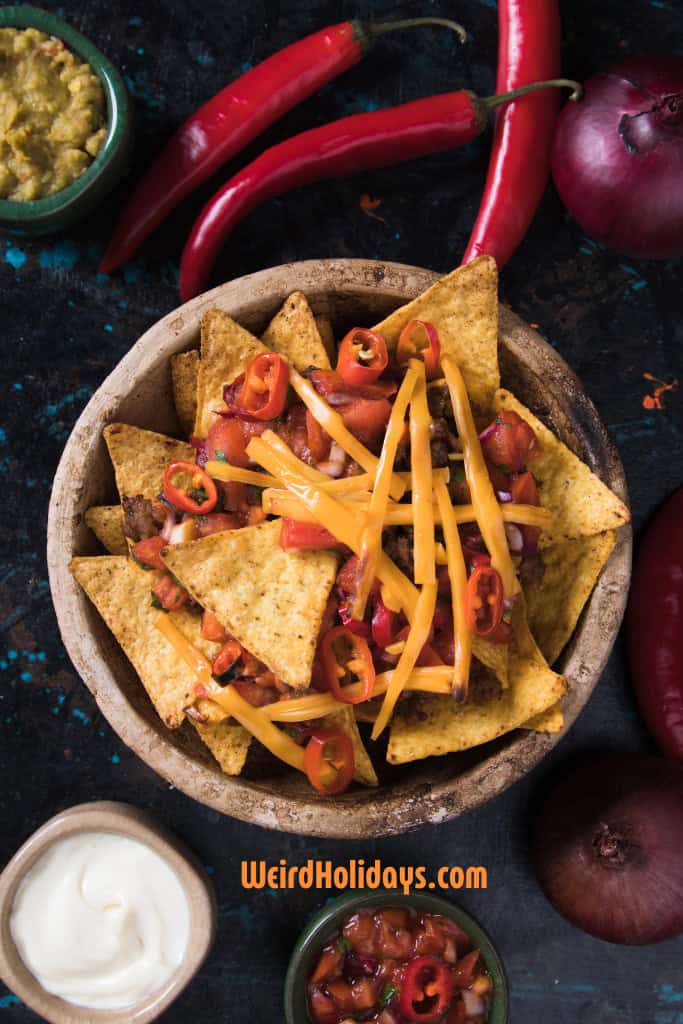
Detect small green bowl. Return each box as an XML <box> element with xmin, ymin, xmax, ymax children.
<box><xmin>0</xmin><ymin>5</ymin><xmax>132</xmax><ymax>235</ymax></box>
<box><xmin>284</xmin><ymin>890</ymin><xmax>509</xmax><ymax>1024</ymax></box>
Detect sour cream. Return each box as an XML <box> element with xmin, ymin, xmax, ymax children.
<box><xmin>9</xmin><ymin>831</ymin><xmax>190</xmax><ymax>1009</ymax></box>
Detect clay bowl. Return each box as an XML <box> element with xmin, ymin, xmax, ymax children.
<box><xmin>47</xmin><ymin>260</ymin><xmax>631</xmax><ymax>838</ymax></box>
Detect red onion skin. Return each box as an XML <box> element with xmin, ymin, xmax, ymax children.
<box><xmin>552</xmin><ymin>56</ymin><xmax>683</xmax><ymax>259</ymax></box>
<box><xmin>533</xmin><ymin>754</ymin><xmax>683</xmax><ymax>945</ymax></box>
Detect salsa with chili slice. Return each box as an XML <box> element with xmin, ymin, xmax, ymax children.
<box><xmin>307</xmin><ymin>906</ymin><xmax>492</xmax><ymax>1023</ymax></box>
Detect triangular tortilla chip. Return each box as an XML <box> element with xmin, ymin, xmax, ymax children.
<box><xmin>70</xmin><ymin>557</ymin><xmax>245</xmax><ymax>742</ymax></box>
<box><xmin>523</xmin><ymin>703</ymin><xmax>564</xmax><ymax>733</ymax></box>
<box><xmin>373</xmin><ymin>256</ymin><xmax>500</xmax><ymax>410</ymax></box>
<box><xmin>104</xmin><ymin>424</ymin><xmax>194</xmax><ymax>501</ymax></box>
<box><xmin>472</xmin><ymin>636</ymin><xmax>509</xmax><ymax>689</ymax></box>
<box><xmin>85</xmin><ymin>505</ymin><xmax>127</xmax><ymax>555</ymax></box>
<box><xmin>194</xmin><ymin>308</ymin><xmax>268</xmax><ymax>437</ymax></box>
<box><xmin>161</xmin><ymin>520</ymin><xmax>337</xmax><ymax>691</ymax></box>
<box><xmin>524</xmin><ymin>531</ymin><xmax>617</xmax><ymax>665</ymax></box>
<box><xmin>171</xmin><ymin>350</ymin><xmax>200</xmax><ymax>437</ymax></box>
<box><xmin>193</xmin><ymin>720</ymin><xmax>252</xmax><ymax>775</ymax></box>
<box><xmin>314</xmin><ymin>313</ymin><xmax>336</xmax><ymax>364</ymax></box>
<box><xmin>492</xmin><ymin>390</ymin><xmax>630</xmax><ymax>545</ymax></box>
<box><xmin>387</xmin><ymin>610</ymin><xmax>565</xmax><ymax>764</ymax></box>
<box><xmin>324</xmin><ymin>707</ymin><xmax>378</xmax><ymax>786</ymax></box>
<box><xmin>262</xmin><ymin>292</ymin><xmax>330</xmax><ymax>372</ymax></box>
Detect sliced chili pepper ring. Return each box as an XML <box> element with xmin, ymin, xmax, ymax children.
<box><xmin>337</xmin><ymin>328</ymin><xmax>388</xmax><ymax>387</ymax></box>
<box><xmin>320</xmin><ymin>625</ymin><xmax>375</xmax><ymax>704</ymax></box>
<box><xmin>396</xmin><ymin>319</ymin><xmax>441</xmax><ymax>379</ymax></box>
<box><xmin>399</xmin><ymin>955</ymin><xmax>454</xmax><ymax>1022</ymax></box>
<box><xmin>304</xmin><ymin>729</ymin><xmax>355</xmax><ymax>795</ymax></box>
<box><xmin>238</xmin><ymin>352</ymin><xmax>289</xmax><ymax>420</ymax></box>
<box><xmin>464</xmin><ymin>565</ymin><xmax>504</xmax><ymax>638</ymax></box>
<box><xmin>163</xmin><ymin>461</ymin><xmax>218</xmax><ymax>514</ymax></box>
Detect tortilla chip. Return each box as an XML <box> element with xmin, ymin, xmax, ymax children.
<box><xmin>373</xmin><ymin>256</ymin><xmax>500</xmax><ymax>410</ymax></box>
<box><xmin>472</xmin><ymin>635</ymin><xmax>509</xmax><ymax>689</ymax></box>
<box><xmin>354</xmin><ymin>698</ymin><xmax>381</xmax><ymax>724</ymax></box>
<box><xmin>194</xmin><ymin>308</ymin><xmax>268</xmax><ymax>437</ymax></box>
<box><xmin>193</xmin><ymin>720</ymin><xmax>252</xmax><ymax>775</ymax></box>
<box><xmin>324</xmin><ymin>707</ymin><xmax>378</xmax><ymax>786</ymax></box>
<box><xmin>70</xmin><ymin>557</ymin><xmax>221</xmax><ymax>728</ymax></box>
<box><xmin>171</xmin><ymin>350</ymin><xmax>200</xmax><ymax>437</ymax></box>
<box><xmin>314</xmin><ymin>313</ymin><xmax>336</xmax><ymax>364</ymax></box>
<box><xmin>492</xmin><ymin>390</ymin><xmax>630</xmax><ymax>545</ymax></box>
<box><xmin>524</xmin><ymin>703</ymin><xmax>564</xmax><ymax>733</ymax></box>
<box><xmin>262</xmin><ymin>292</ymin><xmax>330</xmax><ymax>372</ymax></box>
<box><xmin>161</xmin><ymin>520</ymin><xmax>337</xmax><ymax>691</ymax></box>
<box><xmin>387</xmin><ymin>611</ymin><xmax>566</xmax><ymax>764</ymax></box>
<box><xmin>104</xmin><ymin>424</ymin><xmax>194</xmax><ymax>501</ymax></box>
<box><xmin>85</xmin><ymin>505</ymin><xmax>127</xmax><ymax>555</ymax></box>
<box><xmin>524</xmin><ymin>531</ymin><xmax>617</xmax><ymax>665</ymax></box>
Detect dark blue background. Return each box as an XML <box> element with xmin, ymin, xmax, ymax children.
<box><xmin>1</xmin><ymin>0</ymin><xmax>682</xmax><ymax>1021</ymax></box>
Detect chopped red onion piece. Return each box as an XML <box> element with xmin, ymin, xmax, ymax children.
<box><xmin>462</xmin><ymin>989</ymin><xmax>487</xmax><ymax>1017</ymax></box>
<box><xmin>496</xmin><ymin>490</ymin><xmax>513</xmax><ymax>503</ymax></box>
<box><xmin>505</xmin><ymin>522</ymin><xmax>524</xmax><ymax>553</ymax></box>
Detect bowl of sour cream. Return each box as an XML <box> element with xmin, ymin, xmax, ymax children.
<box><xmin>0</xmin><ymin>802</ymin><xmax>216</xmax><ymax>1023</ymax></box>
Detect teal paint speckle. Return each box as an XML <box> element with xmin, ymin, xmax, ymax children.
<box><xmin>12</xmin><ymin>382</ymin><xmax>22</xmax><ymax>391</ymax></box>
<box><xmin>0</xmin><ymin>994</ymin><xmax>21</xmax><ymax>1008</ymax></box>
<box><xmin>137</xmin><ymin>47</ymin><xmax>145</xmax><ymax>55</ymax></box>
<box><xmin>190</xmin><ymin>43</ymin><xmax>214</xmax><ymax>66</ymax></box>
<box><xmin>659</xmin><ymin>986</ymin><xmax>683</xmax><ymax>1006</ymax></box>
<box><xmin>104</xmin><ymin>323</ymin><xmax>113</xmax><ymax>333</ymax></box>
<box><xmin>111</xmin><ymin>753</ymin><xmax>121</xmax><ymax>764</ymax></box>
<box><xmin>72</xmin><ymin>708</ymin><xmax>91</xmax><ymax>725</ymax></box>
<box><xmin>96</xmin><ymin>272</ymin><xmax>109</xmax><ymax>284</ymax></box>
<box><xmin>0</xmin><ymin>428</ymin><xmax>6</xmax><ymax>443</ymax></box>
<box><xmin>8</xmin><ymin>650</ymin><xmax>17</xmax><ymax>661</ymax></box>
<box><xmin>128</xmin><ymin>15</ymin><xmax>143</xmax><ymax>26</ymax></box>
<box><xmin>5</xmin><ymin>244</ymin><xmax>26</xmax><ymax>270</ymax></box>
<box><xmin>123</xmin><ymin>263</ymin><xmax>142</xmax><ymax>284</ymax></box>
<box><xmin>20</xmin><ymin>671</ymin><xmax>32</xmax><ymax>683</ymax></box>
<box><xmin>39</xmin><ymin>240</ymin><xmax>80</xmax><ymax>271</ymax></box>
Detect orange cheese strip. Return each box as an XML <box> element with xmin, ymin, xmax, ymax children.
<box><xmin>154</xmin><ymin>613</ymin><xmax>306</xmax><ymax>772</ymax></box>
<box><xmin>434</xmin><ymin>478</ymin><xmax>471</xmax><ymax>700</ymax></box>
<box><xmin>289</xmin><ymin>367</ymin><xmax>406</xmax><ymax>500</ymax></box>
<box><xmin>409</xmin><ymin>361</ymin><xmax>435</xmax><ymax>585</ymax></box>
<box><xmin>351</xmin><ymin>362</ymin><xmax>420</xmax><ymax>619</ymax></box>
<box><xmin>371</xmin><ymin>581</ymin><xmax>438</xmax><ymax>740</ymax></box>
<box><xmin>205</xmin><ymin>461</ymin><xmax>280</xmax><ymax>489</ymax></box>
<box><xmin>442</xmin><ymin>355</ymin><xmax>518</xmax><ymax>596</ymax></box>
<box><xmin>248</xmin><ymin>432</ymin><xmax>420</xmax><ymax>620</ymax></box>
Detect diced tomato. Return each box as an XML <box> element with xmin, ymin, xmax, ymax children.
<box><xmin>308</xmin><ymin>986</ymin><xmax>338</xmax><ymax>1024</ymax></box>
<box><xmin>371</xmin><ymin>595</ymin><xmax>396</xmax><ymax>648</ymax></box>
<box><xmin>350</xmin><ymin>977</ymin><xmax>380</xmax><ymax>1011</ymax></box>
<box><xmin>480</xmin><ymin>410</ymin><xmax>539</xmax><ymax>473</ymax></box>
<box><xmin>212</xmin><ymin>640</ymin><xmax>242</xmax><ymax>677</ymax></box>
<box><xmin>339</xmin><ymin>397</ymin><xmax>392</xmax><ymax>448</ymax></box>
<box><xmin>218</xmin><ymin>480</ymin><xmax>247</xmax><ymax>510</ymax></box>
<box><xmin>342</xmin><ymin>911</ymin><xmax>377</xmax><ymax>957</ymax></box>
<box><xmin>511</xmin><ymin>469</ymin><xmax>542</xmax><ymax>548</ymax></box>
<box><xmin>446</xmin><ymin>998</ymin><xmax>468</xmax><ymax>1024</ymax></box>
<box><xmin>245</xmin><ymin>505</ymin><xmax>266</xmax><ymax>525</ymax></box>
<box><xmin>486</xmin><ymin>460</ymin><xmax>513</xmax><ymax>495</ymax></box>
<box><xmin>231</xmin><ymin>678</ymin><xmax>279</xmax><ymax>706</ymax></box>
<box><xmin>452</xmin><ymin>950</ymin><xmax>481</xmax><ymax>990</ymax></box>
<box><xmin>280</xmin><ymin>519</ymin><xmax>339</xmax><ymax>551</ymax></box>
<box><xmin>201</xmin><ymin>610</ymin><xmax>226</xmax><ymax>642</ymax></box>
<box><xmin>153</xmin><ymin>573</ymin><xmax>188</xmax><ymax>611</ymax></box>
<box><xmin>394</xmin><ymin>626</ymin><xmax>445</xmax><ymax>667</ymax></box>
<box><xmin>207</xmin><ymin>417</ymin><xmax>249</xmax><ymax>468</ymax></box>
<box><xmin>309</xmin><ymin>369</ymin><xmax>396</xmax><ymax>401</ymax></box>
<box><xmin>132</xmin><ymin>535</ymin><xmax>166</xmax><ymax>570</ymax></box>
<box><xmin>413</xmin><ymin>916</ymin><xmax>447</xmax><ymax>958</ymax></box>
<box><xmin>325</xmin><ymin>978</ymin><xmax>355</xmax><ymax>1013</ymax></box>
<box><xmin>196</xmin><ymin>512</ymin><xmax>241</xmax><ymax>536</ymax></box>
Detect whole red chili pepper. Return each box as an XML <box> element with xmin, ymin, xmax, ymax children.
<box><xmin>180</xmin><ymin>79</ymin><xmax>579</xmax><ymax>299</ymax></box>
<box><xmin>99</xmin><ymin>17</ymin><xmax>466</xmax><ymax>273</ymax></box>
<box><xmin>627</xmin><ymin>487</ymin><xmax>683</xmax><ymax>761</ymax></box>
<box><xmin>461</xmin><ymin>0</ymin><xmax>562</xmax><ymax>268</ymax></box>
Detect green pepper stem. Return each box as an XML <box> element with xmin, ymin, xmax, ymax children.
<box><xmin>363</xmin><ymin>17</ymin><xmax>467</xmax><ymax>46</ymax></box>
<box><xmin>483</xmin><ymin>79</ymin><xmax>583</xmax><ymax>110</ymax></box>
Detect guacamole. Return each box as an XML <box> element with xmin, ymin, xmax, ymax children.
<box><xmin>0</xmin><ymin>27</ymin><xmax>107</xmax><ymax>202</ymax></box>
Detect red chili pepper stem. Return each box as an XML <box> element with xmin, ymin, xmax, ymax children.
<box><xmin>361</xmin><ymin>17</ymin><xmax>467</xmax><ymax>46</ymax></box>
<box><xmin>482</xmin><ymin>78</ymin><xmax>583</xmax><ymax>113</ymax></box>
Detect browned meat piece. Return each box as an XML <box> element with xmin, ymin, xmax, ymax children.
<box><xmin>122</xmin><ymin>495</ymin><xmax>166</xmax><ymax>542</ymax></box>
<box><xmin>383</xmin><ymin>527</ymin><xmax>414</xmax><ymax>577</ymax></box>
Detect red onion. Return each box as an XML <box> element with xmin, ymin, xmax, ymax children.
<box><xmin>496</xmin><ymin>490</ymin><xmax>513</xmax><ymax>503</ymax></box>
<box><xmin>533</xmin><ymin>754</ymin><xmax>683</xmax><ymax>944</ymax></box>
<box><xmin>552</xmin><ymin>56</ymin><xmax>683</xmax><ymax>259</ymax></box>
<box><xmin>504</xmin><ymin>523</ymin><xmax>524</xmax><ymax>554</ymax></box>
<box><xmin>160</xmin><ymin>506</ymin><xmax>178</xmax><ymax>543</ymax></box>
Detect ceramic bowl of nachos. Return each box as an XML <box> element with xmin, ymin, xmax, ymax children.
<box><xmin>47</xmin><ymin>258</ymin><xmax>631</xmax><ymax>837</ymax></box>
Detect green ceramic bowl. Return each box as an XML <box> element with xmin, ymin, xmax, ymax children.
<box><xmin>0</xmin><ymin>5</ymin><xmax>132</xmax><ymax>235</ymax></box>
<box><xmin>284</xmin><ymin>890</ymin><xmax>509</xmax><ymax>1024</ymax></box>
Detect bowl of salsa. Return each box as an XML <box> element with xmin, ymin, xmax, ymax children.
<box><xmin>284</xmin><ymin>890</ymin><xmax>507</xmax><ymax>1024</ymax></box>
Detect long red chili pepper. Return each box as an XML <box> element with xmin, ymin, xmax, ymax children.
<box><xmin>99</xmin><ymin>17</ymin><xmax>466</xmax><ymax>273</ymax></box>
<box><xmin>461</xmin><ymin>0</ymin><xmax>562</xmax><ymax>268</ymax></box>
<box><xmin>627</xmin><ymin>487</ymin><xmax>683</xmax><ymax>761</ymax></box>
<box><xmin>180</xmin><ymin>79</ymin><xmax>579</xmax><ymax>300</ymax></box>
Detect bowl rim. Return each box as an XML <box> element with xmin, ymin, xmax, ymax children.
<box><xmin>283</xmin><ymin>889</ymin><xmax>509</xmax><ymax>1024</ymax></box>
<box><xmin>47</xmin><ymin>258</ymin><xmax>632</xmax><ymax>838</ymax></box>
<box><xmin>0</xmin><ymin>4</ymin><xmax>130</xmax><ymax>223</ymax></box>
<box><xmin>0</xmin><ymin>801</ymin><xmax>216</xmax><ymax>1024</ymax></box>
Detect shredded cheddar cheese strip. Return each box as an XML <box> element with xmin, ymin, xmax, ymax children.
<box><xmin>288</xmin><ymin>367</ymin><xmax>406</xmax><ymax>500</ymax></box>
<box><xmin>153</xmin><ymin>613</ymin><xmax>306</xmax><ymax>772</ymax></box>
<box><xmin>434</xmin><ymin>479</ymin><xmax>471</xmax><ymax>700</ymax></box>
<box><xmin>442</xmin><ymin>355</ymin><xmax>518</xmax><ymax>596</ymax></box>
<box><xmin>248</xmin><ymin>432</ymin><xmax>420</xmax><ymax>620</ymax></box>
<box><xmin>205</xmin><ymin>462</ymin><xmax>280</xmax><ymax>489</ymax></box>
<box><xmin>262</xmin><ymin>490</ymin><xmax>552</xmax><ymax>530</ymax></box>
<box><xmin>409</xmin><ymin>361</ymin><xmax>435</xmax><ymax>585</ymax></box>
<box><xmin>351</xmin><ymin>362</ymin><xmax>420</xmax><ymax>619</ymax></box>
<box><xmin>371</xmin><ymin>581</ymin><xmax>438</xmax><ymax>740</ymax></box>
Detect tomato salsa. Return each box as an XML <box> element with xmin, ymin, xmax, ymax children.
<box><xmin>307</xmin><ymin>906</ymin><xmax>492</xmax><ymax>1023</ymax></box>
